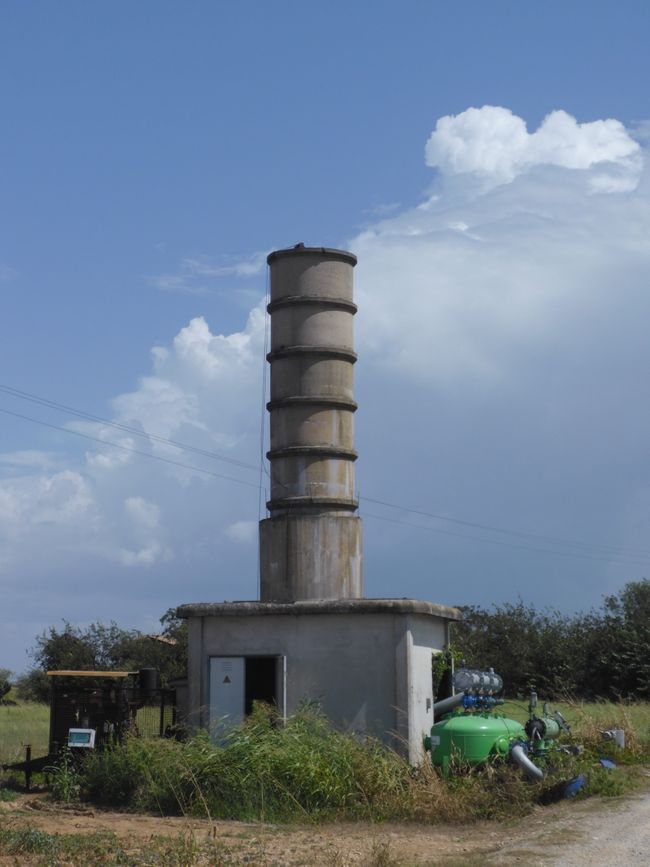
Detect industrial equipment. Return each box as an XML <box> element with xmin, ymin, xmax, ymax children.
<box><xmin>424</xmin><ymin>667</ymin><xmax>572</xmax><ymax>780</ymax></box>
<box><xmin>1</xmin><ymin>668</ymin><xmax>176</xmax><ymax>789</ymax></box>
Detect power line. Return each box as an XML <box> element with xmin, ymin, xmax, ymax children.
<box><xmin>359</xmin><ymin>495</ymin><xmax>650</xmax><ymax>560</ymax></box>
<box><xmin>0</xmin><ymin>406</ymin><xmax>259</xmax><ymax>490</ymax></box>
<box><xmin>0</xmin><ymin>383</ymin><xmax>259</xmax><ymax>473</ymax></box>
<box><xmin>2</xmin><ymin>381</ymin><xmax>648</xmax><ymax>564</ymax></box>
<box><xmin>362</xmin><ymin>511</ymin><xmax>650</xmax><ymax>567</ymax></box>
<box><xmin>257</xmin><ymin>264</ymin><xmax>271</xmax><ymax>597</ymax></box>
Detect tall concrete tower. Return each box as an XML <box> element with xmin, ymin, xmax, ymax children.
<box><xmin>259</xmin><ymin>244</ymin><xmax>363</xmax><ymax>602</ymax></box>
<box><xmin>180</xmin><ymin>242</ymin><xmax>461</xmax><ymax>763</ymax></box>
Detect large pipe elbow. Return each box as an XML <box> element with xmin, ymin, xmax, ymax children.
<box><xmin>510</xmin><ymin>744</ymin><xmax>544</xmax><ymax>781</ymax></box>
<box><xmin>432</xmin><ymin>692</ymin><xmax>466</xmax><ymax>717</ymax></box>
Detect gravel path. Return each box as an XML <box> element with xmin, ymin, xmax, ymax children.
<box><xmin>2</xmin><ymin>788</ymin><xmax>650</xmax><ymax>865</ymax></box>
<box><xmin>490</xmin><ymin>790</ymin><xmax>650</xmax><ymax>866</ymax></box>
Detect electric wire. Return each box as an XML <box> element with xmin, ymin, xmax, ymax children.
<box><xmin>2</xmin><ymin>382</ymin><xmax>649</xmax><ymax>566</ymax></box>
<box><xmin>0</xmin><ymin>406</ymin><xmax>259</xmax><ymax>489</ymax></box>
<box><xmin>361</xmin><ymin>511</ymin><xmax>650</xmax><ymax>566</ymax></box>
<box><xmin>359</xmin><ymin>495</ymin><xmax>650</xmax><ymax>559</ymax></box>
<box><xmin>0</xmin><ymin>383</ymin><xmax>258</xmax><ymax>473</ymax></box>
<box><xmin>257</xmin><ymin>264</ymin><xmax>271</xmax><ymax>596</ymax></box>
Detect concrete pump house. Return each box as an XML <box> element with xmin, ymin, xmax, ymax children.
<box><xmin>179</xmin><ymin>245</ymin><xmax>460</xmax><ymax>763</ymax></box>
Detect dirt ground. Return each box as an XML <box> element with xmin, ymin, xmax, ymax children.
<box><xmin>1</xmin><ymin>789</ymin><xmax>649</xmax><ymax>865</ymax></box>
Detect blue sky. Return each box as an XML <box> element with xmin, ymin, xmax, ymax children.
<box><xmin>2</xmin><ymin>1</ymin><xmax>650</xmax><ymax>672</ymax></box>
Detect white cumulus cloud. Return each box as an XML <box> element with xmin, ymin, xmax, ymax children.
<box><xmin>0</xmin><ymin>307</ymin><xmax>265</xmax><ymax>597</ymax></box>
<box><xmin>425</xmin><ymin>106</ymin><xmax>642</xmax><ymax>190</ymax></box>
<box><xmin>354</xmin><ymin>108</ymin><xmax>650</xmax><ymax>384</ymax></box>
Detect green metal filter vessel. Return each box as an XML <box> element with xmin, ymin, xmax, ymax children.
<box><xmin>428</xmin><ymin>713</ymin><xmax>526</xmax><ymax>776</ymax></box>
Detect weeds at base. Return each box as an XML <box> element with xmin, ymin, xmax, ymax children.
<box><xmin>76</xmin><ymin>704</ymin><xmax>647</xmax><ymax>827</ymax></box>
<box><xmin>47</xmin><ymin>745</ymin><xmax>82</xmax><ymax>804</ymax></box>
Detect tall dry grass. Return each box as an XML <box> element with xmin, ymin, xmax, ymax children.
<box><xmin>84</xmin><ymin>704</ymin><xmax>416</xmax><ymax>821</ymax></box>
<box><xmin>82</xmin><ymin>704</ymin><xmax>608</xmax><ymax>824</ymax></box>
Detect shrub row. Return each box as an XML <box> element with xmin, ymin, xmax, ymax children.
<box><xmin>452</xmin><ymin>579</ymin><xmax>650</xmax><ymax>700</ymax></box>
<box><xmin>77</xmin><ymin>704</ymin><xmax>644</xmax><ymax>824</ymax></box>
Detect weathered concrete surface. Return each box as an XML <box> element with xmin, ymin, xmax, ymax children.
<box><xmin>178</xmin><ymin>598</ymin><xmax>462</xmax><ymax>620</ymax></box>
<box><xmin>259</xmin><ymin>515</ymin><xmax>362</xmax><ymax>602</ymax></box>
<box><xmin>260</xmin><ymin>244</ymin><xmax>362</xmax><ymax>602</ymax></box>
<box><xmin>269</xmin><ymin>354</ymin><xmax>354</xmax><ymax>402</ymax></box>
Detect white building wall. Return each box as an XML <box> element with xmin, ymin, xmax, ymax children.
<box><xmin>186</xmin><ymin>608</ymin><xmax>451</xmax><ymax>761</ymax></box>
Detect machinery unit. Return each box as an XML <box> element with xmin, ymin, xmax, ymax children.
<box><xmin>425</xmin><ymin>668</ymin><xmax>573</xmax><ymax>780</ymax></box>
<box><xmin>427</xmin><ymin>711</ymin><xmax>526</xmax><ymax>777</ymax></box>
<box><xmin>47</xmin><ymin>668</ymin><xmax>175</xmax><ymax>754</ymax></box>
<box><xmin>2</xmin><ymin>668</ymin><xmax>177</xmax><ymax>790</ymax></box>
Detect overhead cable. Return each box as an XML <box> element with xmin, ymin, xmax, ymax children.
<box><xmin>0</xmin><ymin>406</ymin><xmax>259</xmax><ymax>489</ymax></box>
<box><xmin>2</xmin><ymin>382</ymin><xmax>648</xmax><ymax>564</ymax></box>
<box><xmin>0</xmin><ymin>383</ymin><xmax>258</xmax><ymax>472</ymax></box>
<box><xmin>361</xmin><ymin>511</ymin><xmax>650</xmax><ymax>567</ymax></box>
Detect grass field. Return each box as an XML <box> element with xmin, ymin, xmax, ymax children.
<box><xmin>0</xmin><ymin>696</ymin><xmax>175</xmax><ymax>768</ymax></box>
<box><xmin>2</xmin><ymin>694</ymin><xmax>650</xmax><ymax>764</ymax></box>
<box><xmin>0</xmin><ymin>693</ymin><xmax>49</xmax><ymax>766</ymax></box>
<box><xmin>501</xmin><ymin>698</ymin><xmax>650</xmax><ymax>752</ymax></box>
<box><xmin>3</xmin><ymin>694</ymin><xmax>650</xmax><ymax>761</ymax></box>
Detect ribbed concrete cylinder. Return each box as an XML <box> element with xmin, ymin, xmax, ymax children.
<box><xmin>259</xmin><ymin>244</ymin><xmax>363</xmax><ymax>602</ymax></box>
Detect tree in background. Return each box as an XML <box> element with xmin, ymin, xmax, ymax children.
<box><xmin>452</xmin><ymin>601</ymin><xmax>578</xmax><ymax>698</ymax></box>
<box><xmin>12</xmin><ymin>581</ymin><xmax>650</xmax><ymax>704</ymax></box>
<box><xmin>452</xmin><ymin>579</ymin><xmax>650</xmax><ymax>701</ymax></box>
<box><xmin>15</xmin><ymin>609</ymin><xmax>187</xmax><ymax>703</ymax></box>
<box><xmin>586</xmin><ymin>580</ymin><xmax>650</xmax><ymax>699</ymax></box>
<box><xmin>0</xmin><ymin>667</ymin><xmax>11</xmax><ymax>702</ymax></box>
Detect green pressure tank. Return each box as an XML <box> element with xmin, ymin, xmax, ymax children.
<box><xmin>428</xmin><ymin>713</ymin><xmax>526</xmax><ymax>776</ymax></box>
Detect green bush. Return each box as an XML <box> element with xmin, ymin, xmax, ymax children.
<box><xmin>83</xmin><ymin>705</ymin><xmax>414</xmax><ymax>821</ymax></box>
<box><xmin>0</xmin><ymin>668</ymin><xmax>11</xmax><ymax>702</ymax></box>
<box><xmin>453</xmin><ymin>579</ymin><xmax>650</xmax><ymax>701</ymax></box>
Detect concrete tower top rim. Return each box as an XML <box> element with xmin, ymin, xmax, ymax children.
<box><xmin>267</xmin><ymin>244</ymin><xmax>357</xmax><ymax>267</ymax></box>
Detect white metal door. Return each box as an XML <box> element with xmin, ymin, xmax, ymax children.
<box><xmin>209</xmin><ymin>657</ymin><xmax>245</xmax><ymax>738</ymax></box>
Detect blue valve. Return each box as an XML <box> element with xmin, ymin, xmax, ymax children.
<box><xmin>462</xmin><ymin>695</ymin><xmax>504</xmax><ymax>711</ymax></box>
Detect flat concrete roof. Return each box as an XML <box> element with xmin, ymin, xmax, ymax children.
<box><xmin>177</xmin><ymin>598</ymin><xmax>462</xmax><ymax>621</ymax></box>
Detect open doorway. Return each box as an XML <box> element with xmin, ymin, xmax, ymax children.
<box><xmin>245</xmin><ymin>656</ymin><xmax>278</xmax><ymax>714</ymax></box>
<box><xmin>209</xmin><ymin>655</ymin><xmax>284</xmax><ymax>736</ymax></box>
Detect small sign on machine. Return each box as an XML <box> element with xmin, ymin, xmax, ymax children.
<box><xmin>67</xmin><ymin>728</ymin><xmax>96</xmax><ymax>748</ymax></box>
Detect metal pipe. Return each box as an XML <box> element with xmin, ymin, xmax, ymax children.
<box><xmin>510</xmin><ymin>744</ymin><xmax>544</xmax><ymax>781</ymax></box>
<box><xmin>432</xmin><ymin>692</ymin><xmax>465</xmax><ymax>717</ymax></box>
